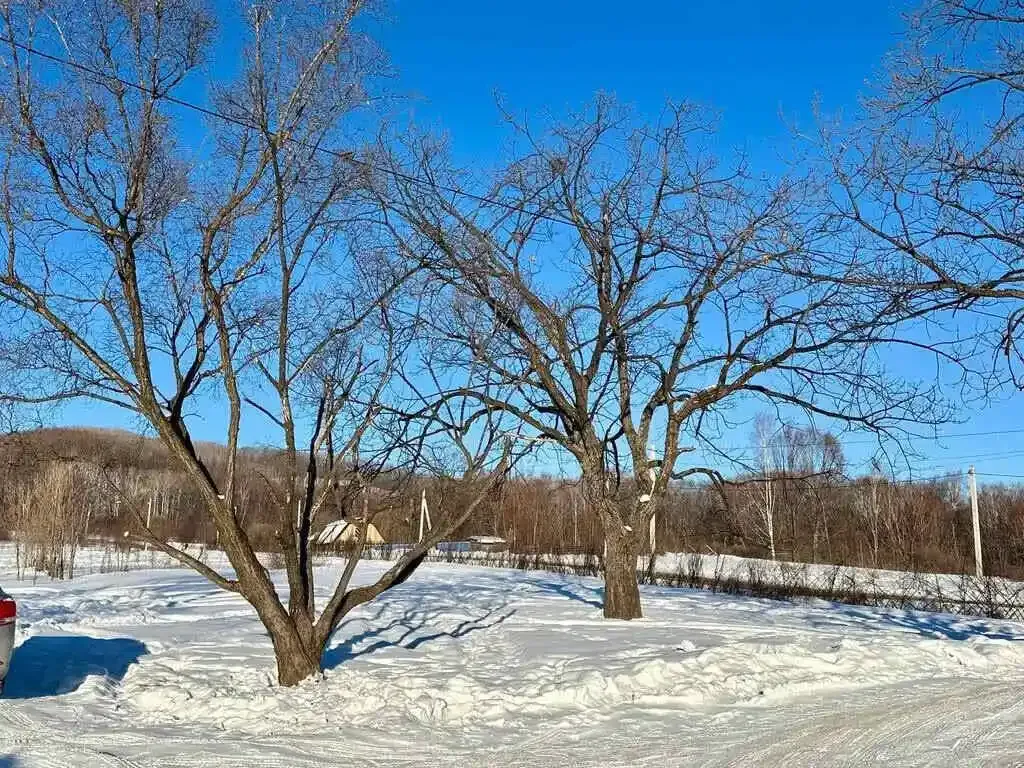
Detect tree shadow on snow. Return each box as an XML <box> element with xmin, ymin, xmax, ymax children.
<box><xmin>831</xmin><ymin>606</ymin><xmax>1024</xmax><ymax>642</ymax></box>
<box><xmin>323</xmin><ymin>604</ymin><xmax>515</xmax><ymax>669</ymax></box>
<box><xmin>3</xmin><ymin>635</ymin><xmax>148</xmax><ymax>699</ymax></box>
<box><xmin>533</xmin><ymin>579</ymin><xmax>604</xmax><ymax>610</ymax></box>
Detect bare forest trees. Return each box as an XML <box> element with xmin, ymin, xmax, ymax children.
<box><xmin>12</xmin><ymin>461</ymin><xmax>96</xmax><ymax>579</ymax></box>
<box><xmin>739</xmin><ymin>417</ymin><xmax>845</xmax><ymax>562</ymax></box>
<box><xmin>0</xmin><ymin>0</ymin><xmax>515</xmax><ymax>685</ymax></box>
<box><xmin>372</xmin><ymin>98</ymin><xmax>944</xmax><ymax>619</ymax></box>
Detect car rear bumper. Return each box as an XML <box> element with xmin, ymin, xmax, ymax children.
<box><xmin>0</xmin><ymin>619</ymin><xmax>14</xmax><ymax>689</ymax></box>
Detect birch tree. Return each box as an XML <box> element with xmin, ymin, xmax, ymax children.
<box><xmin>750</xmin><ymin>415</ymin><xmax>778</xmax><ymax>561</ymax></box>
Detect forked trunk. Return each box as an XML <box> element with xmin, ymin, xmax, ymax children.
<box><xmin>267</xmin><ymin>617</ymin><xmax>323</xmax><ymax>686</ymax></box>
<box><xmin>603</xmin><ymin>525</ymin><xmax>642</xmax><ymax>619</ymax></box>
<box><xmin>222</xmin><ymin>539</ymin><xmax>324</xmax><ymax>687</ymax></box>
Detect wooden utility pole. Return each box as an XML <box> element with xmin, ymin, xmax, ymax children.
<box><xmin>418</xmin><ymin>489</ymin><xmax>432</xmax><ymax>542</ymax></box>
<box><xmin>144</xmin><ymin>496</ymin><xmax>153</xmax><ymax>552</ymax></box>
<box><xmin>646</xmin><ymin>447</ymin><xmax>657</xmax><ymax>555</ymax></box>
<box><xmin>968</xmin><ymin>466</ymin><xmax>983</xmax><ymax>578</ymax></box>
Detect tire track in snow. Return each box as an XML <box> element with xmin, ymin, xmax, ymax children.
<box><xmin>712</xmin><ymin>678</ymin><xmax>1024</xmax><ymax>767</ymax></box>
<box><xmin>0</xmin><ymin>710</ymin><xmax>148</xmax><ymax>768</ymax></box>
<box><xmin>446</xmin><ymin>678</ymin><xmax>1024</xmax><ymax>767</ymax></box>
<box><xmin>0</xmin><ymin>700</ymin><xmax>454</xmax><ymax>768</ymax></box>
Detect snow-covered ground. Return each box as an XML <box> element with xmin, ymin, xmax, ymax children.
<box><xmin>420</xmin><ymin>547</ymin><xmax>1024</xmax><ymax>600</ymax></box>
<box><xmin>3</xmin><ymin>546</ymin><xmax>1024</xmax><ymax>766</ymax></box>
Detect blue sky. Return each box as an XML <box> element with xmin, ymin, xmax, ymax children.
<box><xmin>57</xmin><ymin>0</ymin><xmax>1024</xmax><ymax>481</ymax></box>
<box><xmin>371</xmin><ymin>0</ymin><xmax>1024</xmax><ymax>480</ymax></box>
<box><xmin>375</xmin><ymin>0</ymin><xmax>903</xmax><ymax>159</ymax></box>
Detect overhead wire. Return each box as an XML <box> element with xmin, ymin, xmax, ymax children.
<box><xmin>0</xmin><ymin>34</ymin><xmax>538</xmax><ymax>222</ymax></box>
<box><xmin>7</xmin><ymin>34</ymin><xmax>1024</xmax><ymax>489</ymax></box>
<box><xmin>0</xmin><ymin>31</ymin><xmax>981</xmax><ymax>294</ymax></box>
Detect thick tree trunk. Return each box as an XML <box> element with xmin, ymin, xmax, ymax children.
<box><xmin>580</xmin><ymin>466</ymin><xmax>645</xmax><ymax>620</ymax></box>
<box><xmin>603</xmin><ymin>525</ymin><xmax>642</xmax><ymax>619</ymax></box>
<box><xmin>269</xmin><ymin>622</ymin><xmax>323</xmax><ymax>686</ymax></box>
<box><xmin>244</xmin><ymin>580</ymin><xmax>324</xmax><ymax>686</ymax></box>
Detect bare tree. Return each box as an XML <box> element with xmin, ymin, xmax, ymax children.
<box><xmin>732</xmin><ymin>416</ymin><xmax>846</xmax><ymax>562</ymax></box>
<box><xmin>748</xmin><ymin>415</ymin><xmax>779</xmax><ymax>560</ymax></box>
<box><xmin>0</xmin><ymin>0</ymin><xmax>515</xmax><ymax>685</ymax></box>
<box><xmin>777</xmin><ymin>424</ymin><xmax>845</xmax><ymax>561</ymax></box>
<box><xmin>370</xmin><ymin>97</ymin><xmax>944</xmax><ymax>619</ymax></box>
<box><xmin>819</xmin><ymin>0</ymin><xmax>1024</xmax><ymax>384</ymax></box>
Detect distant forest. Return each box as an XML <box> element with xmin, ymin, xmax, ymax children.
<box><xmin>3</xmin><ymin>427</ymin><xmax>1021</xmax><ymax>580</ymax></box>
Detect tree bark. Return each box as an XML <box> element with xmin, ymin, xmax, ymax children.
<box><xmin>267</xmin><ymin>620</ymin><xmax>323</xmax><ymax>686</ymax></box>
<box><xmin>602</xmin><ymin>524</ymin><xmax>642</xmax><ymax>619</ymax></box>
<box><xmin>581</xmin><ymin>468</ymin><xmax>645</xmax><ymax>620</ymax></box>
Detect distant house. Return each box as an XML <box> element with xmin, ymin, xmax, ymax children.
<box><xmin>314</xmin><ymin>519</ymin><xmax>385</xmax><ymax>547</ymax></box>
<box><xmin>433</xmin><ymin>536</ymin><xmax>508</xmax><ymax>554</ymax></box>
<box><xmin>467</xmin><ymin>535</ymin><xmax>507</xmax><ymax>552</ymax></box>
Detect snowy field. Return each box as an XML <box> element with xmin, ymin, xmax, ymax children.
<box><xmin>364</xmin><ymin>546</ymin><xmax>1024</xmax><ymax>607</ymax></box>
<box><xmin>3</xmin><ymin>547</ymin><xmax>1024</xmax><ymax>766</ymax></box>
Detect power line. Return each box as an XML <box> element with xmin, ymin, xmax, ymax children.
<box><xmin>9</xmin><ymin>32</ymin><xmax>1024</xmax><ymax>487</ymax></box>
<box><xmin>830</xmin><ymin>471</ymin><xmax>966</xmax><ymax>489</ymax></box>
<box><xmin>846</xmin><ymin>447</ymin><xmax>1024</xmax><ymax>471</ymax></box>
<box><xmin>0</xmin><ymin>31</ymin><xmax>994</xmax><ymax>310</ymax></box>
<box><xmin>727</xmin><ymin>446</ymin><xmax>1024</xmax><ymax>468</ymax></box>
<box><xmin>669</xmin><ymin>469</ymin><xmax>968</xmax><ymax>492</ymax></box>
<box><xmin>700</xmin><ymin>428</ymin><xmax>1024</xmax><ymax>464</ymax></box>
<box><xmin>835</xmin><ymin>427</ymin><xmax>1024</xmax><ymax>447</ymax></box>
<box><xmin>789</xmin><ymin>470</ymin><xmax>967</xmax><ymax>490</ymax></box>
<box><xmin>0</xmin><ymin>34</ymin><xmax>532</xmax><ymax>221</ymax></box>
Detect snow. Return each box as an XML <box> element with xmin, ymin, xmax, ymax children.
<box><xmin>2</xmin><ymin>544</ymin><xmax>1024</xmax><ymax>766</ymax></box>
<box><xmin>651</xmin><ymin>550</ymin><xmax>1019</xmax><ymax>596</ymax></box>
<box><xmin>435</xmin><ymin>548</ymin><xmax>1024</xmax><ymax>603</ymax></box>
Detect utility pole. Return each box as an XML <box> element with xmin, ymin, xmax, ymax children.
<box><xmin>968</xmin><ymin>466</ymin><xmax>983</xmax><ymax>578</ymax></box>
<box><xmin>144</xmin><ymin>495</ymin><xmax>153</xmax><ymax>552</ymax></box>
<box><xmin>643</xmin><ymin>448</ymin><xmax>659</xmax><ymax>557</ymax></box>
<box><xmin>418</xmin><ymin>489</ymin><xmax>432</xmax><ymax>542</ymax></box>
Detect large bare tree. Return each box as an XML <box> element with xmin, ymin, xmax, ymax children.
<box><xmin>0</xmin><ymin>0</ymin><xmax>515</xmax><ymax>685</ymax></box>
<box><xmin>371</xmin><ymin>98</ymin><xmax>943</xmax><ymax>619</ymax></box>
<box><xmin>819</xmin><ymin>0</ymin><xmax>1024</xmax><ymax>384</ymax></box>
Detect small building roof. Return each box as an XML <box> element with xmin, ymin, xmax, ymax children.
<box><xmin>315</xmin><ymin>520</ymin><xmax>385</xmax><ymax>546</ymax></box>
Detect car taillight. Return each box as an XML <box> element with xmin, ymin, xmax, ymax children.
<box><xmin>0</xmin><ymin>599</ymin><xmax>15</xmax><ymax>621</ymax></box>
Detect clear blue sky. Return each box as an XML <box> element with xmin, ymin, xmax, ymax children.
<box><xmin>376</xmin><ymin>0</ymin><xmax>902</xmax><ymax>159</ymax></box>
<box><xmin>62</xmin><ymin>0</ymin><xmax>1024</xmax><ymax>481</ymax></box>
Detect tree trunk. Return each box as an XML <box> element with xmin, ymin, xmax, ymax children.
<box><xmin>603</xmin><ymin>525</ymin><xmax>642</xmax><ymax>619</ymax></box>
<box><xmin>269</xmin><ymin>622</ymin><xmax>323</xmax><ymax>686</ymax></box>
<box><xmin>248</xmin><ymin>585</ymin><xmax>323</xmax><ymax>686</ymax></box>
